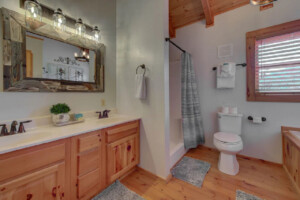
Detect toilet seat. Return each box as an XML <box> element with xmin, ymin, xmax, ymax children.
<box><xmin>214</xmin><ymin>132</ymin><xmax>242</xmax><ymax>144</ymax></box>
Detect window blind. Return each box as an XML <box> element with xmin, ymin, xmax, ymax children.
<box><xmin>255</xmin><ymin>31</ymin><xmax>300</xmax><ymax>93</ymax></box>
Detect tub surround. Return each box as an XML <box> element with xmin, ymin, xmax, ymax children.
<box><xmin>0</xmin><ymin>112</ymin><xmax>140</xmax><ymax>154</ymax></box>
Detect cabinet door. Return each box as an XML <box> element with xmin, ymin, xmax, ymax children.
<box><xmin>71</xmin><ymin>131</ymin><xmax>105</xmax><ymax>200</ymax></box>
<box><xmin>107</xmin><ymin>134</ymin><xmax>139</xmax><ymax>183</ymax></box>
<box><xmin>0</xmin><ymin>162</ymin><xmax>65</xmax><ymax>200</ymax></box>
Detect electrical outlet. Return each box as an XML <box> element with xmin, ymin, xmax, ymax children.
<box><xmin>101</xmin><ymin>99</ymin><xmax>106</xmax><ymax>107</ymax></box>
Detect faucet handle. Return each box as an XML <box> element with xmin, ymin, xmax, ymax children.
<box><xmin>96</xmin><ymin>111</ymin><xmax>102</xmax><ymax>119</ymax></box>
<box><xmin>18</xmin><ymin>120</ymin><xmax>32</xmax><ymax>133</ymax></box>
<box><xmin>103</xmin><ymin>110</ymin><xmax>111</xmax><ymax>118</ymax></box>
<box><xmin>0</xmin><ymin>124</ymin><xmax>8</xmax><ymax>136</ymax></box>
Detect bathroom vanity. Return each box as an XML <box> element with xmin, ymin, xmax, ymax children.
<box><xmin>0</xmin><ymin>117</ymin><xmax>140</xmax><ymax>200</ymax></box>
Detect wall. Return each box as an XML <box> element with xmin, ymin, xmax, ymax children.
<box><xmin>170</xmin><ymin>0</ymin><xmax>300</xmax><ymax>163</ymax></box>
<box><xmin>0</xmin><ymin>0</ymin><xmax>116</xmax><ymax>121</ymax></box>
<box><xmin>26</xmin><ymin>36</ymin><xmax>43</xmax><ymax>78</ymax></box>
<box><xmin>116</xmin><ymin>0</ymin><xmax>171</xmax><ymax>178</ymax></box>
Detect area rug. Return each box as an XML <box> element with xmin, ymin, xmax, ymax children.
<box><xmin>236</xmin><ymin>190</ymin><xmax>262</xmax><ymax>200</ymax></box>
<box><xmin>92</xmin><ymin>180</ymin><xmax>144</xmax><ymax>200</ymax></box>
<box><xmin>171</xmin><ymin>156</ymin><xmax>211</xmax><ymax>188</ymax></box>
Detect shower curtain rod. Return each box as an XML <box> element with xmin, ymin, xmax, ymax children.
<box><xmin>165</xmin><ymin>38</ymin><xmax>186</xmax><ymax>53</ymax></box>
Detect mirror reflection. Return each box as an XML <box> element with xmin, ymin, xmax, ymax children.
<box><xmin>26</xmin><ymin>32</ymin><xmax>96</xmax><ymax>82</ymax></box>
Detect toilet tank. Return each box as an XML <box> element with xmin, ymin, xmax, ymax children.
<box><xmin>218</xmin><ymin>112</ymin><xmax>243</xmax><ymax>135</ymax></box>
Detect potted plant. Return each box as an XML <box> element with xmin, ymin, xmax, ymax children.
<box><xmin>50</xmin><ymin>103</ymin><xmax>71</xmax><ymax>124</ymax></box>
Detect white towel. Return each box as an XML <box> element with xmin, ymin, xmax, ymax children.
<box><xmin>217</xmin><ymin>62</ymin><xmax>236</xmax><ymax>78</ymax></box>
<box><xmin>135</xmin><ymin>74</ymin><xmax>146</xmax><ymax>99</ymax></box>
<box><xmin>217</xmin><ymin>62</ymin><xmax>236</xmax><ymax>88</ymax></box>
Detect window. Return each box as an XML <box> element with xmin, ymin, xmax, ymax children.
<box><xmin>246</xmin><ymin>20</ymin><xmax>300</xmax><ymax>102</ymax></box>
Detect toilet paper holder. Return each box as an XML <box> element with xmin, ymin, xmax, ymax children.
<box><xmin>248</xmin><ymin>116</ymin><xmax>267</xmax><ymax>122</ymax></box>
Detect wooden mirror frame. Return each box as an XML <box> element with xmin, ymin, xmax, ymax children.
<box><xmin>1</xmin><ymin>7</ymin><xmax>105</xmax><ymax>92</ymax></box>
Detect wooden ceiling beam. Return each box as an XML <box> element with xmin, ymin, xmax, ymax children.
<box><xmin>169</xmin><ymin>19</ymin><xmax>176</xmax><ymax>38</ymax></box>
<box><xmin>200</xmin><ymin>0</ymin><xmax>214</xmax><ymax>27</ymax></box>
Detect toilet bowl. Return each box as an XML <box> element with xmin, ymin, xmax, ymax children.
<box><xmin>214</xmin><ymin>132</ymin><xmax>243</xmax><ymax>175</ymax></box>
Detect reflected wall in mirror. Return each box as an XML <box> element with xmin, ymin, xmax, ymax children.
<box><xmin>26</xmin><ymin>32</ymin><xmax>96</xmax><ymax>83</ymax></box>
<box><xmin>1</xmin><ymin>7</ymin><xmax>105</xmax><ymax>92</ymax></box>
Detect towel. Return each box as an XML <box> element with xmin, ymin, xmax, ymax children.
<box><xmin>217</xmin><ymin>62</ymin><xmax>236</xmax><ymax>78</ymax></box>
<box><xmin>217</xmin><ymin>62</ymin><xmax>236</xmax><ymax>88</ymax></box>
<box><xmin>135</xmin><ymin>74</ymin><xmax>146</xmax><ymax>99</ymax></box>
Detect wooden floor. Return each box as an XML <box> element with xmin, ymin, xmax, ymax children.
<box><xmin>121</xmin><ymin>146</ymin><xmax>299</xmax><ymax>200</ymax></box>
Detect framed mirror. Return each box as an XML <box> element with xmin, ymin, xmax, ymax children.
<box><xmin>1</xmin><ymin>7</ymin><xmax>104</xmax><ymax>92</ymax></box>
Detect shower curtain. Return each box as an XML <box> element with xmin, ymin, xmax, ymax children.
<box><xmin>181</xmin><ymin>52</ymin><xmax>205</xmax><ymax>149</ymax></box>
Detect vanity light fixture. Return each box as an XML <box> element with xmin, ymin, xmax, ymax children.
<box><xmin>24</xmin><ymin>0</ymin><xmax>42</xmax><ymax>25</ymax></box>
<box><xmin>250</xmin><ymin>0</ymin><xmax>277</xmax><ymax>6</ymax></box>
<box><xmin>53</xmin><ymin>8</ymin><xmax>66</xmax><ymax>31</ymax></box>
<box><xmin>92</xmin><ymin>26</ymin><xmax>101</xmax><ymax>43</ymax></box>
<box><xmin>75</xmin><ymin>18</ymin><xmax>86</xmax><ymax>37</ymax></box>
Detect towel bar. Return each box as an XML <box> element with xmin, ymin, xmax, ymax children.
<box><xmin>212</xmin><ymin>63</ymin><xmax>246</xmax><ymax>71</ymax></box>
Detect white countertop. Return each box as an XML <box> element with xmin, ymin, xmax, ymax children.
<box><xmin>0</xmin><ymin>114</ymin><xmax>140</xmax><ymax>154</ymax></box>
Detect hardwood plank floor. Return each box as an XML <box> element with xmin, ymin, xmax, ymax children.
<box><xmin>121</xmin><ymin>146</ymin><xmax>299</xmax><ymax>200</ymax></box>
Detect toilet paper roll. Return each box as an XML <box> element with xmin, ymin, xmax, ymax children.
<box><xmin>222</xmin><ymin>106</ymin><xmax>229</xmax><ymax>114</ymax></box>
<box><xmin>253</xmin><ymin>116</ymin><xmax>262</xmax><ymax>124</ymax></box>
<box><xmin>229</xmin><ymin>107</ymin><xmax>238</xmax><ymax>114</ymax></box>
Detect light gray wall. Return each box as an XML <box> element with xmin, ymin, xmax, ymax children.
<box><xmin>116</xmin><ymin>0</ymin><xmax>171</xmax><ymax>179</ymax></box>
<box><xmin>170</xmin><ymin>0</ymin><xmax>300</xmax><ymax>163</ymax></box>
<box><xmin>0</xmin><ymin>0</ymin><xmax>116</xmax><ymax>121</ymax></box>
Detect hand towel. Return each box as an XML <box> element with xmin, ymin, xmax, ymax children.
<box><xmin>217</xmin><ymin>62</ymin><xmax>236</xmax><ymax>88</ymax></box>
<box><xmin>135</xmin><ymin>74</ymin><xmax>146</xmax><ymax>99</ymax></box>
<box><xmin>217</xmin><ymin>62</ymin><xmax>236</xmax><ymax>78</ymax></box>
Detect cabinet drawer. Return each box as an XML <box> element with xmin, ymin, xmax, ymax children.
<box><xmin>78</xmin><ymin>132</ymin><xmax>101</xmax><ymax>153</ymax></box>
<box><xmin>78</xmin><ymin>148</ymin><xmax>100</xmax><ymax>176</ymax></box>
<box><xmin>77</xmin><ymin>169</ymin><xmax>100</xmax><ymax>198</ymax></box>
<box><xmin>0</xmin><ymin>142</ymin><xmax>65</xmax><ymax>182</ymax></box>
<box><xmin>106</xmin><ymin>121</ymin><xmax>139</xmax><ymax>143</ymax></box>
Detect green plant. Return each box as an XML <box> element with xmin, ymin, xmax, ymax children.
<box><xmin>50</xmin><ymin>103</ymin><xmax>71</xmax><ymax>114</ymax></box>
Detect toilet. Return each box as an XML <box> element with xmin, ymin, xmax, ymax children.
<box><xmin>213</xmin><ymin>112</ymin><xmax>243</xmax><ymax>175</ymax></box>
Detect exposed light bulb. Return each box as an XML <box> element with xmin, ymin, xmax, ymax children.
<box><xmin>53</xmin><ymin>8</ymin><xmax>66</xmax><ymax>31</ymax></box>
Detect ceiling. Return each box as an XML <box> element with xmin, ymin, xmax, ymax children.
<box><xmin>169</xmin><ymin>0</ymin><xmax>257</xmax><ymax>37</ymax></box>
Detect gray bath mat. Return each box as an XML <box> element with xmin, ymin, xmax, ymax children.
<box><xmin>92</xmin><ymin>180</ymin><xmax>144</xmax><ymax>200</ymax></box>
<box><xmin>236</xmin><ymin>190</ymin><xmax>262</xmax><ymax>200</ymax></box>
<box><xmin>171</xmin><ymin>156</ymin><xmax>211</xmax><ymax>188</ymax></box>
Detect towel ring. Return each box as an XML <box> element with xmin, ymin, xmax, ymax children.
<box><xmin>136</xmin><ymin>64</ymin><xmax>146</xmax><ymax>76</ymax></box>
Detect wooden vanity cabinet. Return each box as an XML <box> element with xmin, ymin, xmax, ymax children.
<box><xmin>104</xmin><ymin>120</ymin><xmax>140</xmax><ymax>184</ymax></box>
<box><xmin>70</xmin><ymin>130</ymin><xmax>106</xmax><ymax>200</ymax></box>
<box><xmin>0</xmin><ymin>120</ymin><xmax>140</xmax><ymax>200</ymax></box>
<box><xmin>0</xmin><ymin>139</ymin><xmax>70</xmax><ymax>200</ymax></box>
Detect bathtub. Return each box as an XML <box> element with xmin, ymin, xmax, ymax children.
<box><xmin>169</xmin><ymin>142</ymin><xmax>188</xmax><ymax>168</ymax></box>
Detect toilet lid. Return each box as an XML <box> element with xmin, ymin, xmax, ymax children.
<box><xmin>214</xmin><ymin>132</ymin><xmax>241</xmax><ymax>143</ymax></box>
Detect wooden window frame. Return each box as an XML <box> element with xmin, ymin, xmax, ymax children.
<box><xmin>246</xmin><ymin>19</ymin><xmax>300</xmax><ymax>102</ymax></box>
